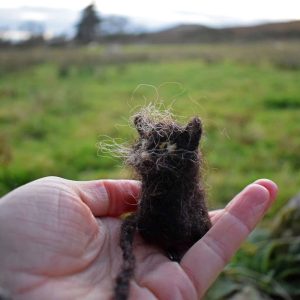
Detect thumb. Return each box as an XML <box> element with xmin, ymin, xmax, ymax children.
<box><xmin>69</xmin><ymin>179</ymin><xmax>141</xmax><ymax>217</ymax></box>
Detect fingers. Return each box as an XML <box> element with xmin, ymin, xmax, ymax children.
<box><xmin>181</xmin><ymin>180</ymin><xmax>278</xmax><ymax>299</ymax></box>
<box><xmin>208</xmin><ymin>179</ymin><xmax>278</xmax><ymax>225</ymax></box>
<box><xmin>208</xmin><ymin>209</ymin><xmax>223</xmax><ymax>225</ymax></box>
<box><xmin>71</xmin><ymin>179</ymin><xmax>140</xmax><ymax>217</ymax></box>
<box><xmin>253</xmin><ymin>178</ymin><xmax>278</xmax><ymax>200</ymax></box>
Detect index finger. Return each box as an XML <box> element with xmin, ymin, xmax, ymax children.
<box><xmin>181</xmin><ymin>180</ymin><xmax>278</xmax><ymax>298</ymax></box>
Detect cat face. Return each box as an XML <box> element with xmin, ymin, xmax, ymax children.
<box><xmin>128</xmin><ymin>115</ymin><xmax>202</xmax><ymax>174</ymax></box>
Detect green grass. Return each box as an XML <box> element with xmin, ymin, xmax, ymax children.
<box><xmin>207</xmin><ymin>201</ymin><xmax>300</xmax><ymax>300</ymax></box>
<box><xmin>1</xmin><ymin>43</ymin><xmax>300</xmax><ymax>214</ymax></box>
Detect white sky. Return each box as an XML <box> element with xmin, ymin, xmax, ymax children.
<box><xmin>1</xmin><ymin>0</ymin><xmax>300</xmax><ymax>28</ymax></box>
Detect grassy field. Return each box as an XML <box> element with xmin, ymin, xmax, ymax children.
<box><xmin>1</xmin><ymin>42</ymin><xmax>300</xmax><ymax>298</ymax></box>
<box><xmin>1</xmin><ymin>42</ymin><xmax>300</xmax><ymax>213</ymax></box>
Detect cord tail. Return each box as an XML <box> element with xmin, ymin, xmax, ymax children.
<box><xmin>114</xmin><ymin>214</ymin><xmax>137</xmax><ymax>300</ymax></box>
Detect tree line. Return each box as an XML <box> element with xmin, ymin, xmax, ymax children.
<box><xmin>0</xmin><ymin>3</ymin><xmax>135</xmax><ymax>47</ymax></box>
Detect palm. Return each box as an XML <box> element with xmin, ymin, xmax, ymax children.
<box><xmin>0</xmin><ymin>177</ymin><xmax>277</xmax><ymax>300</ymax></box>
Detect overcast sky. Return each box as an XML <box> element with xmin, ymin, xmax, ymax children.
<box><xmin>1</xmin><ymin>0</ymin><xmax>300</xmax><ymax>34</ymax></box>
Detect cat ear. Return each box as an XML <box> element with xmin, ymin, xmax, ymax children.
<box><xmin>134</xmin><ymin>115</ymin><xmax>148</xmax><ymax>137</ymax></box>
<box><xmin>185</xmin><ymin>117</ymin><xmax>202</xmax><ymax>150</ymax></box>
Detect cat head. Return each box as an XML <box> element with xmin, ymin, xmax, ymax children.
<box><xmin>127</xmin><ymin>114</ymin><xmax>202</xmax><ymax>175</ymax></box>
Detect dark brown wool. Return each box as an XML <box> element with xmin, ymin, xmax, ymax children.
<box><xmin>114</xmin><ymin>110</ymin><xmax>212</xmax><ymax>300</ymax></box>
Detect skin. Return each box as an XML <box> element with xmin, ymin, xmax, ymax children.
<box><xmin>0</xmin><ymin>176</ymin><xmax>277</xmax><ymax>300</ymax></box>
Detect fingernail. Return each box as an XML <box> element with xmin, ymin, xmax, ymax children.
<box><xmin>227</xmin><ymin>183</ymin><xmax>270</xmax><ymax>215</ymax></box>
<box><xmin>253</xmin><ymin>179</ymin><xmax>278</xmax><ymax>201</ymax></box>
<box><xmin>247</xmin><ymin>183</ymin><xmax>272</xmax><ymax>215</ymax></box>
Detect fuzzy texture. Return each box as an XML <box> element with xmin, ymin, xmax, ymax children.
<box><xmin>114</xmin><ymin>214</ymin><xmax>137</xmax><ymax>300</ymax></box>
<box><xmin>114</xmin><ymin>108</ymin><xmax>212</xmax><ymax>300</ymax></box>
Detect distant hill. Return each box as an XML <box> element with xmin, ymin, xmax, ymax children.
<box><xmin>125</xmin><ymin>20</ymin><xmax>300</xmax><ymax>43</ymax></box>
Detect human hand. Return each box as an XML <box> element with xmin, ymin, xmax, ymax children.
<box><xmin>0</xmin><ymin>177</ymin><xmax>277</xmax><ymax>300</ymax></box>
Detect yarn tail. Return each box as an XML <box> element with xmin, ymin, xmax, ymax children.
<box><xmin>114</xmin><ymin>214</ymin><xmax>137</xmax><ymax>300</ymax></box>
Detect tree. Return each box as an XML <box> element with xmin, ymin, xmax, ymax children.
<box><xmin>75</xmin><ymin>3</ymin><xmax>100</xmax><ymax>44</ymax></box>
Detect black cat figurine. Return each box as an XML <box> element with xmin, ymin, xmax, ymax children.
<box><xmin>114</xmin><ymin>111</ymin><xmax>212</xmax><ymax>300</ymax></box>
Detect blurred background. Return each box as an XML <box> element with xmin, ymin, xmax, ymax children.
<box><xmin>0</xmin><ymin>1</ymin><xmax>300</xmax><ymax>298</ymax></box>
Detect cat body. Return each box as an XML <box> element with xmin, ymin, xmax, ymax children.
<box><xmin>130</xmin><ymin>116</ymin><xmax>211</xmax><ymax>260</ymax></box>
<box><xmin>114</xmin><ymin>112</ymin><xmax>211</xmax><ymax>299</ymax></box>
